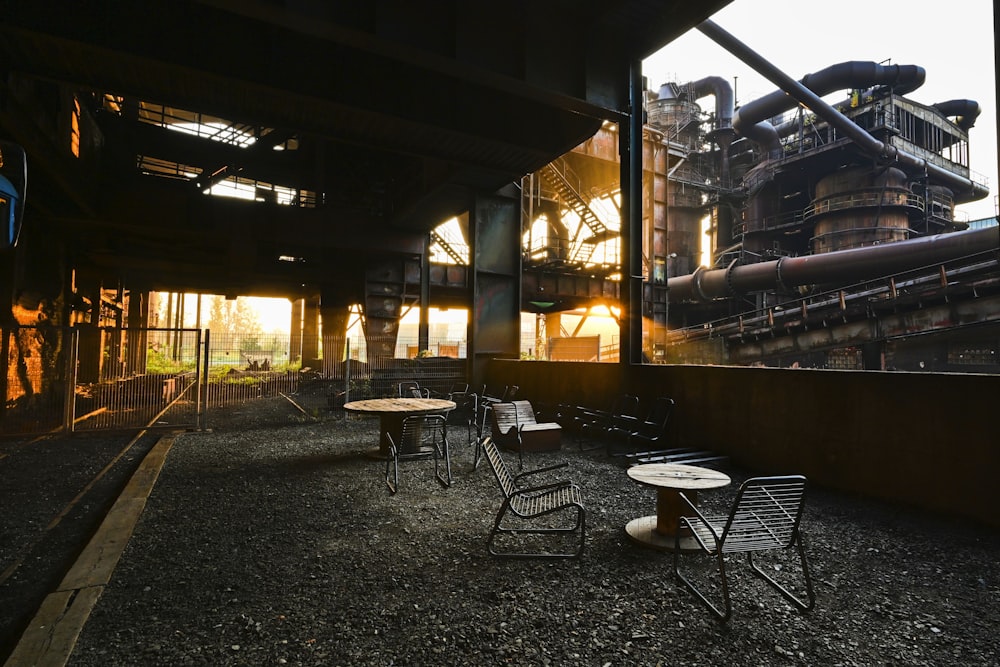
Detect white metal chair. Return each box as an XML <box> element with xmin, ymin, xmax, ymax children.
<box><xmin>673</xmin><ymin>474</ymin><xmax>815</xmax><ymax>622</ymax></box>
<box><xmin>384</xmin><ymin>414</ymin><xmax>452</xmax><ymax>494</ymax></box>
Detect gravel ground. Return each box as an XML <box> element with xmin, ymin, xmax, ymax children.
<box><xmin>5</xmin><ymin>383</ymin><xmax>999</xmax><ymax>666</ymax></box>
<box><xmin>0</xmin><ymin>428</ymin><xmax>162</xmax><ymax>663</ymax></box>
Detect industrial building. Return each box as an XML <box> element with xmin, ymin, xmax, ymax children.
<box><xmin>0</xmin><ymin>3</ymin><xmax>997</xmax><ymax>528</ymax></box>
<box><xmin>520</xmin><ymin>54</ymin><xmax>999</xmax><ymax>372</ymax></box>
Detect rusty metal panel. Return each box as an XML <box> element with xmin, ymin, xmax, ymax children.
<box><xmin>472</xmin><ymin>193</ymin><xmax>520</xmax><ymax>385</ymax></box>
<box><xmin>574</xmin><ymin>126</ymin><xmax>619</xmax><ymax>162</ymax></box>
<box><xmin>663</xmin><ymin>338</ymin><xmax>726</xmax><ymax>364</ymax></box>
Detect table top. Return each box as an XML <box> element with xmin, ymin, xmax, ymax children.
<box><xmin>627</xmin><ymin>463</ymin><xmax>730</xmax><ymax>491</ymax></box>
<box><xmin>343</xmin><ymin>397</ymin><xmax>456</xmax><ymax>415</ymax></box>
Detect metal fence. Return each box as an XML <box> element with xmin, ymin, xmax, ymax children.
<box><xmin>204</xmin><ymin>331</ymin><xmax>300</xmax><ymax>407</ymax></box>
<box><xmin>1</xmin><ymin>327</ymin><xmax>469</xmax><ymax>436</ymax></box>
<box><xmin>74</xmin><ymin>327</ymin><xmax>202</xmax><ymax>431</ymax></box>
<box><xmin>1</xmin><ymin>325</ymin><xmax>203</xmax><ymax>435</ymax></box>
<box><xmin>322</xmin><ymin>337</ymin><xmax>467</xmax><ymax>408</ymax></box>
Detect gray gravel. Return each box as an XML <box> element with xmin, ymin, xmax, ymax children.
<box><xmin>52</xmin><ymin>388</ymin><xmax>1000</xmax><ymax>666</ymax></box>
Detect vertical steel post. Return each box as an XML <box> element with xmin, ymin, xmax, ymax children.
<box><xmin>197</xmin><ymin>328</ymin><xmax>207</xmax><ymax>430</ymax></box>
<box><xmin>621</xmin><ymin>58</ymin><xmax>645</xmax><ymax>365</ymax></box>
<box><xmin>344</xmin><ymin>338</ymin><xmax>351</xmax><ymax>404</ymax></box>
<box><xmin>419</xmin><ymin>232</ymin><xmax>430</xmax><ymax>354</ymax></box>
<box><xmin>64</xmin><ymin>328</ymin><xmax>79</xmax><ymax>432</ymax></box>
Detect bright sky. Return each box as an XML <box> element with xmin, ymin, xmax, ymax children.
<box><xmin>643</xmin><ymin>0</ymin><xmax>997</xmax><ymax>221</ymax></box>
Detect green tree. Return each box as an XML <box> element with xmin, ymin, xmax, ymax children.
<box><xmin>206</xmin><ymin>296</ymin><xmax>262</xmax><ymax>335</ymax></box>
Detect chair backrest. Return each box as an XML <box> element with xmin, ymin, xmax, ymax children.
<box><xmin>477</xmin><ymin>397</ymin><xmax>493</xmax><ymax>432</ymax></box>
<box><xmin>448</xmin><ymin>382</ymin><xmax>470</xmax><ymax>398</ymax></box>
<box><xmin>612</xmin><ymin>394</ymin><xmax>641</xmax><ymax>418</ymax></box>
<box><xmin>481</xmin><ymin>436</ymin><xmax>516</xmax><ymax>499</ymax></box>
<box><xmin>643</xmin><ymin>397</ymin><xmax>674</xmax><ymax>429</ymax></box>
<box><xmin>398</xmin><ymin>381</ymin><xmax>421</xmax><ymax>398</ymax></box>
<box><xmin>511</xmin><ymin>400</ymin><xmax>538</xmax><ymax>427</ymax></box>
<box><xmin>400</xmin><ymin>414</ymin><xmax>447</xmax><ymax>448</ymax></box>
<box><xmin>450</xmin><ymin>391</ymin><xmax>477</xmax><ymax>415</ymax></box>
<box><xmin>447</xmin><ymin>392</ymin><xmax>478</xmax><ymax>428</ymax></box>
<box><xmin>721</xmin><ymin>475</ymin><xmax>807</xmax><ymax>553</ymax></box>
<box><xmin>491</xmin><ymin>402</ymin><xmax>519</xmax><ymax>436</ymax></box>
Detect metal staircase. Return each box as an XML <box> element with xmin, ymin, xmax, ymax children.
<box><xmin>539</xmin><ymin>159</ymin><xmax>617</xmax><ymax>267</ymax></box>
<box><xmin>430</xmin><ymin>230</ymin><xmax>466</xmax><ymax>265</ymax></box>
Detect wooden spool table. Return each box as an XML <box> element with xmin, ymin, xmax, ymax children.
<box><xmin>343</xmin><ymin>397</ymin><xmax>455</xmax><ymax>458</ymax></box>
<box><xmin>625</xmin><ymin>462</ymin><xmax>731</xmax><ymax>552</ymax></box>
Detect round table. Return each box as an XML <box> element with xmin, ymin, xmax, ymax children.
<box><xmin>343</xmin><ymin>397</ymin><xmax>456</xmax><ymax>457</ymax></box>
<box><xmin>625</xmin><ymin>462</ymin><xmax>731</xmax><ymax>552</ymax></box>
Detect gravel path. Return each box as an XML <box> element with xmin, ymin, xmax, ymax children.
<box><xmin>5</xmin><ymin>385</ymin><xmax>999</xmax><ymax>666</ymax></box>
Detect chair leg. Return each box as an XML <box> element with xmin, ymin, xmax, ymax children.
<box><xmin>747</xmin><ymin>531</ymin><xmax>816</xmax><ymax>611</ymax></box>
<box><xmin>673</xmin><ymin>539</ymin><xmax>732</xmax><ymax>622</ymax></box>
<box><xmin>435</xmin><ymin>437</ymin><xmax>453</xmax><ymax>488</ymax></box>
<box><xmin>472</xmin><ymin>434</ymin><xmax>485</xmax><ymax>470</ymax></box>
<box><xmin>487</xmin><ymin>506</ymin><xmax>586</xmax><ymax>559</ymax></box>
<box><xmin>577</xmin><ymin>425</ymin><xmax>604</xmax><ymax>452</ymax></box>
<box><xmin>385</xmin><ymin>453</ymin><xmax>398</xmax><ymax>495</ymax></box>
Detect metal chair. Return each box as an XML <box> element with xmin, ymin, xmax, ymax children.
<box><xmin>384</xmin><ymin>414</ymin><xmax>452</xmax><ymax>494</ymax></box>
<box><xmin>577</xmin><ymin>394</ymin><xmax>640</xmax><ymax>451</ymax></box>
<box><xmin>397</xmin><ymin>381</ymin><xmax>430</xmax><ymax>398</ymax></box>
<box><xmin>446</xmin><ymin>382</ymin><xmax>470</xmax><ymax>397</ymax></box>
<box><xmin>480</xmin><ymin>384</ymin><xmax>517</xmax><ymax>406</ymax></box>
<box><xmin>500</xmin><ymin>384</ymin><xmax>519</xmax><ymax>401</ymax></box>
<box><xmin>673</xmin><ymin>474</ymin><xmax>815</xmax><ymax>622</ymax></box>
<box><xmin>446</xmin><ymin>390</ymin><xmax>480</xmax><ymax>447</ymax></box>
<box><xmin>472</xmin><ymin>397</ymin><xmax>493</xmax><ymax>470</ymax></box>
<box><xmin>606</xmin><ymin>396</ymin><xmax>675</xmax><ymax>457</ymax></box>
<box><xmin>480</xmin><ymin>435</ymin><xmax>586</xmax><ymax>559</ymax></box>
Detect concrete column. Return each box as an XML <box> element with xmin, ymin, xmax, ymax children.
<box><xmin>319</xmin><ymin>301</ymin><xmax>351</xmax><ymax>378</ymax></box>
<box><xmin>301</xmin><ymin>294</ymin><xmax>321</xmax><ymax>371</ymax></box>
<box><xmin>76</xmin><ymin>284</ymin><xmax>103</xmax><ymax>383</ymax></box>
<box><xmin>125</xmin><ymin>288</ymin><xmax>148</xmax><ymax>375</ymax></box>
<box><xmin>289</xmin><ymin>298</ymin><xmax>303</xmax><ymax>367</ymax></box>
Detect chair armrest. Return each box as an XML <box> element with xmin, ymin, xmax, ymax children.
<box><xmin>677</xmin><ymin>491</ymin><xmax>722</xmax><ymax>549</ymax></box>
<box><xmin>609</xmin><ymin>414</ymin><xmax>641</xmax><ymax>430</ymax></box>
<box><xmin>512</xmin><ymin>479</ymin><xmax>574</xmax><ymax>495</ymax></box>
<box><xmin>513</xmin><ymin>462</ymin><xmax>569</xmax><ymax>483</ymax></box>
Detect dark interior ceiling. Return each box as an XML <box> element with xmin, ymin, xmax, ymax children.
<box><xmin>0</xmin><ymin>0</ymin><xmax>731</xmax><ymax>301</ymax></box>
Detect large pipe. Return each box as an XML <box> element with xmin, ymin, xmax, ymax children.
<box><xmin>689</xmin><ymin>76</ymin><xmax>736</xmax><ymax>185</ymax></box>
<box><xmin>734</xmin><ymin>61</ymin><xmax>925</xmax><ymax>157</ymax></box>
<box><xmin>668</xmin><ymin>225</ymin><xmax>999</xmax><ymax>303</ymax></box>
<box><xmin>931</xmin><ymin>99</ymin><xmax>981</xmax><ymax>131</ymax></box>
<box><xmin>690</xmin><ymin>75</ymin><xmax>734</xmax><ymax>131</ymax></box>
<box><xmin>698</xmin><ymin>19</ymin><xmax>989</xmax><ymax>202</ymax></box>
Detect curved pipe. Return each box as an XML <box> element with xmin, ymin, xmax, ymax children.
<box><xmin>931</xmin><ymin>99</ymin><xmax>981</xmax><ymax>130</ymax></box>
<box><xmin>699</xmin><ymin>19</ymin><xmax>989</xmax><ymax>202</ymax></box>
<box><xmin>733</xmin><ymin>61</ymin><xmax>925</xmax><ymax>157</ymax></box>
<box><xmin>690</xmin><ymin>75</ymin><xmax>734</xmax><ymax>132</ymax></box>
<box><xmin>772</xmin><ymin>83</ymin><xmax>909</xmax><ymax>139</ymax></box>
<box><xmin>735</xmin><ymin>61</ymin><xmax>925</xmax><ymax>134</ymax></box>
<box><xmin>667</xmin><ymin>225</ymin><xmax>999</xmax><ymax>303</ymax></box>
